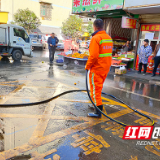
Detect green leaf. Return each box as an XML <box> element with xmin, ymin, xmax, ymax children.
<box><xmin>13</xmin><ymin>8</ymin><xmax>41</xmax><ymax>34</ymax></box>
<box><xmin>61</xmin><ymin>15</ymin><xmax>84</xmax><ymax>38</ymax></box>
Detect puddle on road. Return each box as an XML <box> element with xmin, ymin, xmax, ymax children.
<box><xmin>56</xmin><ymin>66</ymin><xmax>160</xmax><ymax>109</ymax></box>
<box><xmin>0</xmin><ymin>117</ymin><xmax>37</xmax><ymax>152</ymax></box>
<box><xmin>0</xmin><ymin>86</ymin><xmax>17</xmax><ymax>96</ymax></box>
<box><xmin>107</xmin><ymin>74</ymin><xmax>160</xmax><ymax>98</ymax></box>
<box><xmin>0</xmin><ymin>60</ymin><xmax>160</xmax><ymax>159</ymax></box>
<box><xmin>44</xmin><ymin>138</ymin><xmax>80</xmax><ymax>160</ymax></box>
<box><xmin>105</xmin><ymin>74</ymin><xmax>160</xmax><ymax>108</ymax></box>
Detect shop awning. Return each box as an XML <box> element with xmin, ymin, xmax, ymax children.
<box><xmin>96</xmin><ymin>9</ymin><xmax>130</xmax><ymax>19</ymax></box>
<box><xmin>74</xmin><ymin>9</ymin><xmax>136</xmax><ymax>20</ymax></box>
<box><xmin>0</xmin><ymin>12</ymin><xmax>8</xmax><ymax>24</ymax></box>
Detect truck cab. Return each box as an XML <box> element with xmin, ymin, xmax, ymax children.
<box><xmin>0</xmin><ymin>24</ymin><xmax>33</xmax><ymax>61</ymax></box>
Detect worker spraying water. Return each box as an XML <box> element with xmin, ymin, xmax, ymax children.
<box><xmin>85</xmin><ymin>19</ymin><xmax>113</xmax><ymax>118</ymax></box>
<box><xmin>0</xmin><ymin>20</ymin><xmax>154</xmax><ymax>127</ymax></box>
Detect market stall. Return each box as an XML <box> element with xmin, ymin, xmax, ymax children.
<box><xmin>103</xmin><ymin>16</ymin><xmax>138</xmax><ymax>74</ymax></box>
<box><xmin>58</xmin><ymin>50</ymin><xmax>89</xmax><ymax>66</ymax></box>
<box><xmin>112</xmin><ymin>51</ymin><xmax>135</xmax><ymax>69</ymax></box>
<box><xmin>111</xmin><ymin>51</ymin><xmax>134</xmax><ymax>74</ymax></box>
<box><xmin>104</xmin><ymin>16</ymin><xmax>137</xmax><ymax>52</ymax></box>
<box><xmin>63</xmin><ymin>40</ymin><xmax>79</xmax><ymax>52</ymax></box>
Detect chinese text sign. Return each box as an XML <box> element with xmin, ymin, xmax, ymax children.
<box><xmin>121</xmin><ymin>16</ymin><xmax>137</xmax><ymax>29</ymax></box>
<box><xmin>72</xmin><ymin>0</ymin><xmax>124</xmax><ymax>13</ymax></box>
<box><xmin>141</xmin><ymin>24</ymin><xmax>160</xmax><ymax>31</ymax></box>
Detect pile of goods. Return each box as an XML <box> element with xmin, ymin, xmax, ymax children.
<box><xmin>58</xmin><ymin>50</ymin><xmax>89</xmax><ymax>59</ymax></box>
<box><xmin>113</xmin><ymin>41</ymin><xmax>126</xmax><ymax>46</ymax></box>
<box><xmin>113</xmin><ymin>54</ymin><xmax>134</xmax><ymax>59</ymax></box>
<box><xmin>111</xmin><ymin>60</ymin><xmax>126</xmax><ymax>66</ymax></box>
<box><xmin>126</xmin><ymin>52</ymin><xmax>134</xmax><ymax>55</ymax></box>
<box><xmin>119</xmin><ymin>62</ymin><xmax>126</xmax><ymax>65</ymax></box>
<box><xmin>66</xmin><ymin>52</ymin><xmax>89</xmax><ymax>59</ymax></box>
<box><xmin>115</xmin><ymin>57</ymin><xmax>122</xmax><ymax>59</ymax></box>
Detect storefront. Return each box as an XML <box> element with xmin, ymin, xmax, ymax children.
<box><xmin>102</xmin><ymin>16</ymin><xmax>138</xmax><ymax>70</ymax></box>
<box><xmin>124</xmin><ymin>1</ymin><xmax>160</xmax><ymax>74</ymax></box>
<box><xmin>135</xmin><ymin>24</ymin><xmax>160</xmax><ymax>74</ymax></box>
<box><xmin>72</xmin><ymin>0</ymin><xmax>139</xmax><ymax>70</ymax></box>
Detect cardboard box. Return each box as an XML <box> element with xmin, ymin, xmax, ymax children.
<box><xmin>115</xmin><ymin>68</ymin><xmax>127</xmax><ymax>75</ymax></box>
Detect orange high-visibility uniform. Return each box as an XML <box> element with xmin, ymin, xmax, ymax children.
<box><xmin>85</xmin><ymin>30</ymin><xmax>113</xmax><ymax>106</ymax></box>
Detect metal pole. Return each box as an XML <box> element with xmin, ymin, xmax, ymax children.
<box><xmin>133</xmin><ymin>22</ymin><xmax>141</xmax><ymax>69</ymax></box>
<box><xmin>14</xmin><ymin>126</ymin><xmax>15</xmax><ymax>148</ymax></box>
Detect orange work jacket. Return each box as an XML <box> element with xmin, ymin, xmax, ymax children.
<box><xmin>85</xmin><ymin>30</ymin><xmax>113</xmax><ymax>74</ymax></box>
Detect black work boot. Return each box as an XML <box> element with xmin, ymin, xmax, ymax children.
<box><xmin>88</xmin><ymin>105</ymin><xmax>103</xmax><ymax>118</ymax></box>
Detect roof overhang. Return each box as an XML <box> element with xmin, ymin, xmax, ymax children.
<box><xmin>39</xmin><ymin>0</ymin><xmax>52</xmax><ymax>4</ymax></box>
<box><xmin>124</xmin><ymin>5</ymin><xmax>160</xmax><ymax>14</ymax></box>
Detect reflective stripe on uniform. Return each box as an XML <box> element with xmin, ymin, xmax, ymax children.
<box><xmin>99</xmin><ymin>39</ymin><xmax>113</xmax><ymax>45</ymax></box>
<box><xmin>92</xmin><ymin>73</ymin><xmax>97</xmax><ymax>105</ymax></box>
<box><xmin>99</xmin><ymin>53</ymin><xmax>112</xmax><ymax>57</ymax></box>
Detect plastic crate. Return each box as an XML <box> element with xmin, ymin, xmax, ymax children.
<box><xmin>56</xmin><ymin>59</ymin><xmax>64</xmax><ymax>63</ymax></box>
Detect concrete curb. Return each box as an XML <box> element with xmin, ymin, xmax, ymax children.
<box><xmin>108</xmin><ymin>71</ymin><xmax>160</xmax><ymax>85</ymax></box>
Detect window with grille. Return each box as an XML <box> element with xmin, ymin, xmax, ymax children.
<box><xmin>40</xmin><ymin>3</ymin><xmax>52</xmax><ymax>21</ymax></box>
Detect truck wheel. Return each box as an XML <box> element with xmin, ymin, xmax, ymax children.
<box><xmin>12</xmin><ymin>50</ymin><xmax>22</xmax><ymax>61</ymax></box>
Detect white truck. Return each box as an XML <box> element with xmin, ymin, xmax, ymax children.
<box><xmin>0</xmin><ymin>24</ymin><xmax>33</xmax><ymax>61</ymax></box>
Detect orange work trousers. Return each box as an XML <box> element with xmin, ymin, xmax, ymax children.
<box><xmin>89</xmin><ymin>71</ymin><xmax>108</xmax><ymax>106</ymax></box>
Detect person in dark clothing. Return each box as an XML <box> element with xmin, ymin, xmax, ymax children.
<box><xmin>47</xmin><ymin>33</ymin><xmax>59</xmax><ymax>63</ymax></box>
<box><xmin>152</xmin><ymin>42</ymin><xmax>160</xmax><ymax>77</ymax></box>
<box><xmin>122</xmin><ymin>41</ymin><xmax>131</xmax><ymax>52</ymax></box>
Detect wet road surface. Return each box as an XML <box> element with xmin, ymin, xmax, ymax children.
<box><xmin>0</xmin><ymin>49</ymin><xmax>160</xmax><ymax>160</ymax></box>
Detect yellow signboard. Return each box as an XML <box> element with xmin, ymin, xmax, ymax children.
<box><xmin>0</xmin><ymin>12</ymin><xmax>8</xmax><ymax>24</ymax></box>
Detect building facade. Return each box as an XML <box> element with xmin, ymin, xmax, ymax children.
<box><xmin>0</xmin><ymin>0</ymin><xmax>8</xmax><ymax>24</ymax></box>
<box><xmin>72</xmin><ymin>0</ymin><xmax>160</xmax><ymax>73</ymax></box>
<box><xmin>124</xmin><ymin>0</ymin><xmax>160</xmax><ymax>73</ymax></box>
<box><xmin>0</xmin><ymin>0</ymin><xmax>72</xmax><ymax>38</ymax></box>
